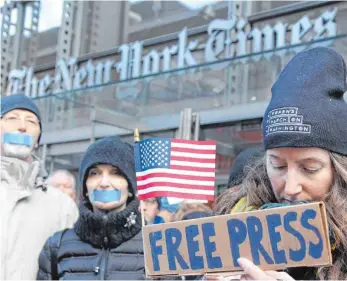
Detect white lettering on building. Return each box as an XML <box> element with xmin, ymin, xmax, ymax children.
<box><xmin>6</xmin><ymin>8</ymin><xmax>338</xmax><ymax>97</ymax></box>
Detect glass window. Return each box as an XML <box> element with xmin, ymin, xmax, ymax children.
<box><xmin>201</xmin><ymin>119</ymin><xmax>263</xmax><ymax>196</ymax></box>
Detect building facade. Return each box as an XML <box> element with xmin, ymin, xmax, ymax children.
<box><xmin>2</xmin><ymin>1</ymin><xmax>347</xmax><ymax>196</ymax></box>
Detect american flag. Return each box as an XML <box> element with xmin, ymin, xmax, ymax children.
<box><xmin>134</xmin><ymin>138</ymin><xmax>216</xmax><ymax>201</ymax></box>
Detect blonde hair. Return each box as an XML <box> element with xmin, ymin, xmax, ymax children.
<box><xmin>175</xmin><ymin>202</ymin><xmax>212</xmax><ymax>221</ymax></box>
<box><xmin>213</xmin><ymin>152</ymin><xmax>347</xmax><ymax>279</ymax></box>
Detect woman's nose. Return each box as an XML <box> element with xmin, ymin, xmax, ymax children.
<box><xmin>99</xmin><ymin>175</ymin><xmax>111</xmax><ymax>188</ymax></box>
<box><xmin>284</xmin><ymin>168</ymin><xmax>303</xmax><ymax>196</ymax></box>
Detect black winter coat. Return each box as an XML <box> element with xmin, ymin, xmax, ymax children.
<box><xmin>37</xmin><ymin>199</ymin><xmax>145</xmax><ymax>280</ymax></box>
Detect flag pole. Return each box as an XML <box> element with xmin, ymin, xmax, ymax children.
<box><xmin>134</xmin><ymin>128</ymin><xmax>146</xmax><ymax>228</ymax></box>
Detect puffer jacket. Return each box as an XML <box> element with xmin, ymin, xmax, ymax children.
<box><xmin>0</xmin><ymin>156</ymin><xmax>78</xmax><ymax>280</ymax></box>
<box><xmin>37</xmin><ymin>198</ymin><xmax>145</xmax><ymax>280</ymax></box>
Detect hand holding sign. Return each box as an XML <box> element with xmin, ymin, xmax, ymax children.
<box><xmin>203</xmin><ymin>258</ymin><xmax>295</xmax><ymax>281</ymax></box>
<box><xmin>237</xmin><ymin>258</ymin><xmax>294</xmax><ymax>281</ymax></box>
<box><xmin>143</xmin><ymin>202</ymin><xmax>332</xmax><ymax>278</ymax></box>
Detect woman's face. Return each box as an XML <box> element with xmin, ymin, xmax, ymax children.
<box><xmin>266</xmin><ymin>147</ymin><xmax>334</xmax><ymax>203</ymax></box>
<box><xmin>86</xmin><ymin>164</ymin><xmax>129</xmax><ymax>212</ymax></box>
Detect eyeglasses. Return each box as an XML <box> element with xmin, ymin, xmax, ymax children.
<box><xmin>3</xmin><ymin>115</ymin><xmax>40</xmax><ymax>128</ymax></box>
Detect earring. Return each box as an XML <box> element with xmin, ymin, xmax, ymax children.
<box><xmin>129</xmin><ymin>192</ymin><xmax>133</xmax><ymax>198</ymax></box>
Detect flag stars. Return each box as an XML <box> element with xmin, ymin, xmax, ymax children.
<box><xmin>138</xmin><ymin>139</ymin><xmax>171</xmax><ymax>170</ymax></box>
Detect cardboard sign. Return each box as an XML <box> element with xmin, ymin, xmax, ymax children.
<box><xmin>142</xmin><ymin>202</ymin><xmax>332</xmax><ymax>277</ymax></box>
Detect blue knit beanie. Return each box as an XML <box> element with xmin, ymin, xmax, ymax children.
<box><xmin>79</xmin><ymin>136</ymin><xmax>137</xmax><ymax>200</ymax></box>
<box><xmin>262</xmin><ymin>47</ymin><xmax>347</xmax><ymax>156</ymax></box>
<box><xmin>1</xmin><ymin>94</ymin><xmax>42</xmax><ymax>142</ymax></box>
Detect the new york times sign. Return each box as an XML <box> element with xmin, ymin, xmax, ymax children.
<box><xmin>7</xmin><ymin>8</ymin><xmax>337</xmax><ymax>97</ymax></box>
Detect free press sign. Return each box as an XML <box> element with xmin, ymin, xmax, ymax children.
<box><xmin>142</xmin><ymin>202</ymin><xmax>331</xmax><ymax>277</ymax></box>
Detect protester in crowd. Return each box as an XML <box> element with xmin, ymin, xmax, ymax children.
<box><xmin>174</xmin><ymin>202</ymin><xmax>213</xmax><ymax>221</ymax></box>
<box><xmin>139</xmin><ymin>197</ymin><xmax>165</xmax><ymax>225</ymax></box>
<box><xmin>0</xmin><ymin>94</ymin><xmax>78</xmax><ymax>280</ymax></box>
<box><xmin>214</xmin><ymin>147</ymin><xmax>264</xmax><ymax>214</ymax></box>
<box><xmin>47</xmin><ymin>169</ymin><xmax>77</xmax><ymax>202</ymax></box>
<box><xmin>227</xmin><ymin>147</ymin><xmax>264</xmax><ymax>190</ymax></box>
<box><xmin>157</xmin><ymin>208</ymin><xmax>175</xmax><ymax>223</ymax></box>
<box><xmin>37</xmin><ymin>136</ymin><xmax>145</xmax><ymax>280</ymax></box>
<box><xmin>156</xmin><ymin>197</ymin><xmax>181</xmax><ymax>223</ymax></box>
<box><xmin>212</xmin><ymin>47</ymin><xmax>347</xmax><ymax>280</ymax></box>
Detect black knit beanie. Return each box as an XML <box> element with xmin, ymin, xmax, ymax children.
<box><xmin>79</xmin><ymin>136</ymin><xmax>137</xmax><ymax>201</ymax></box>
<box><xmin>228</xmin><ymin>147</ymin><xmax>264</xmax><ymax>188</ymax></box>
<box><xmin>182</xmin><ymin>211</ymin><xmax>213</xmax><ymax>220</ymax></box>
<box><xmin>262</xmin><ymin>47</ymin><xmax>347</xmax><ymax>156</ymax></box>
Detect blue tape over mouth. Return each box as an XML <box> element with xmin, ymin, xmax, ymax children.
<box><xmin>90</xmin><ymin>190</ymin><xmax>122</xmax><ymax>203</ymax></box>
<box><xmin>2</xmin><ymin>132</ymin><xmax>34</xmax><ymax>146</ymax></box>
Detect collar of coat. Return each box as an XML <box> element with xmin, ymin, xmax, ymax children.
<box><xmin>1</xmin><ymin>156</ymin><xmax>40</xmax><ymax>191</ymax></box>
<box><xmin>74</xmin><ymin>198</ymin><xmax>142</xmax><ymax>248</ymax></box>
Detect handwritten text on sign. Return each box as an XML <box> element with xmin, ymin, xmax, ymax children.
<box><xmin>142</xmin><ymin>202</ymin><xmax>331</xmax><ymax>276</ymax></box>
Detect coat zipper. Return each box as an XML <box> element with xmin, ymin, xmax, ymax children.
<box><xmin>94</xmin><ymin>248</ymin><xmax>104</xmax><ymax>276</ymax></box>
<box><xmin>99</xmin><ymin>215</ymin><xmax>109</xmax><ymax>280</ymax></box>
<box><xmin>96</xmin><ymin>247</ymin><xmax>110</xmax><ymax>280</ymax></box>
<box><xmin>101</xmin><ymin>248</ymin><xmax>110</xmax><ymax>280</ymax></box>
